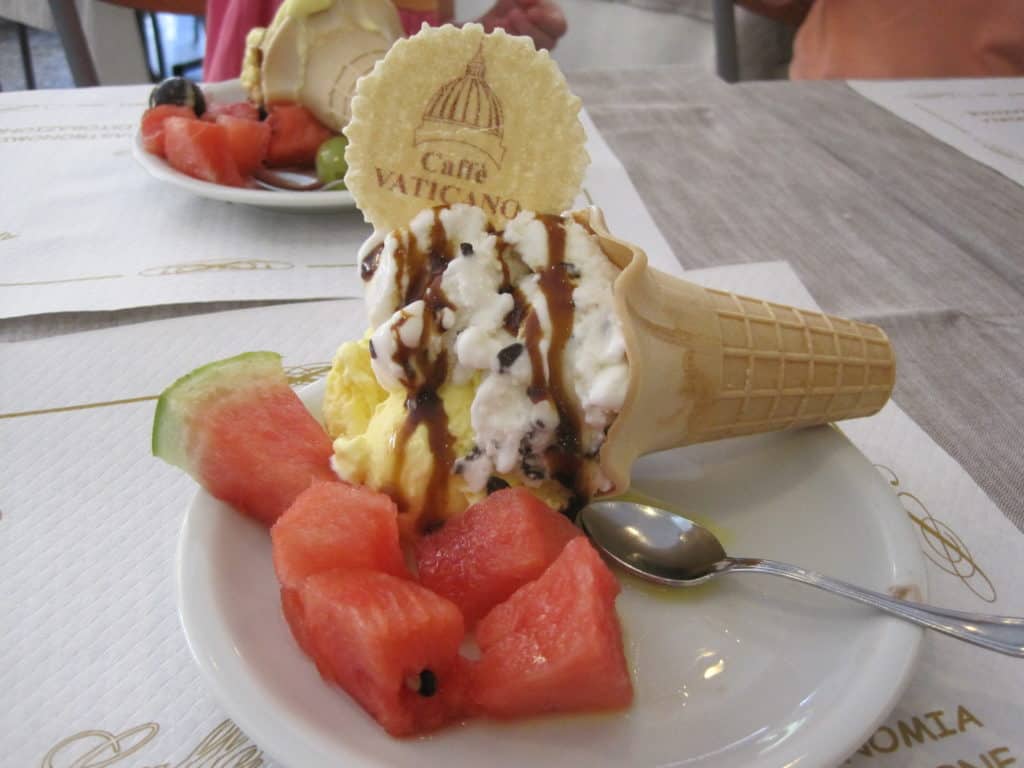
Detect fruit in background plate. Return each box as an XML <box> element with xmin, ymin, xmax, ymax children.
<box><xmin>298</xmin><ymin>569</ymin><xmax>469</xmax><ymax>737</ymax></box>
<box><xmin>215</xmin><ymin>114</ymin><xmax>271</xmax><ymax>178</ymax></box>
<box><xmin>265</xmin><ymin>103</ymin><xmax>335</xmax><ymax>168</ymax></box>
<box><xmin>315</xmin><ymin>135</ymin><xmax>349</xmax><ymax>185</ymax></box>
<box><xmin>149</xmin><ymin>76</ymin><xmax>206</xmax><ymax>116</ymax></box>
<box><xmin>472</xmin><ymin>537</ymin><xmax>633</xmax><ymax>718</ymax></box>
<box><xmin>415</xmin><ymin>487</ymin><xmax>582</xmax><ymax>626</ymax></box>
<box><xmin>163</xmin><ymin>117</ymin><xmax>245</xmax><ymax>187</ymax></box>
<box><xmin>203</xmin><ymin>100</ymin><xmax>261</xmax><ymax>122</ymax></box>
<box><xmin>140</xmin><ymin>104</ymin><xmax>196</xmax><ymax>156</ymax></box>
<box><xmin>152</xmin><ymin>351</ymin><xmax>338</xmax><ymax>526</ymax></box>
<box><xmin>271</xmin><ymin>481</ymin><xmax>408</xmax><ymax>591</ymax></box>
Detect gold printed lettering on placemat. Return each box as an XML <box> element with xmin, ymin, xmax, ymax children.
<box><xmin>875</xmin><ymin>464</ymin><xmax>997</xmax><ymax>603</ymax></box>
<box><xmin>285</xmin><ymin>362</ymin><xmax>333</xmax><ymax>386</ymax></box>
<box><xmin>40</xmin><ymin>720</ymin><xmax>264</xmax><ymax>768</ymax></box>
<box><xmin>847</xmin><ymin>704</ymin><xmax>1019</xmax><ymax>766</ymax></box>
<box><xmin>0</xmin><ymin>123</ymin><xmax>133</xmax><ymax>143</ymax></box>
<box><xmin>41</xmin><ymin>722</ymin><xmax>159</xmax><ymax>768</ymax></box>
<box><xmin>139</xmin><ymin>260</ymin><xmax>294</xmax><ymax>277</ymax></box>
<box><xmin>0</xmin><ymin>362</ymin><xmax>332</xmax><ymax>420</ymax></box>
<box><xmin>0</xmin><ymin>274</ymin><xmax>124</xmax><ymax>288</ymax></box>
<box><xmin>0</xmin><ymin>395</ymin><xmax>159</xmax><ymax>420</ymax></box>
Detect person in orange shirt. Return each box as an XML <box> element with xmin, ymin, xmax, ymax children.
<box><xmin>738</xmin><ymin>0</ymin><xmax>1024</xmax><ymax>79</ymax></box>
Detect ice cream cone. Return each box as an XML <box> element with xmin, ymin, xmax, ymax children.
<box><xmin>572</xmin><ymin>208</ymin><xmax>897</xmax><ymax>495</ymax></box>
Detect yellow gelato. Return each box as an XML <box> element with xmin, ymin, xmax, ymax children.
<box><xmin>324</xmin><ymin>337</ymin><xmax>572</xmax><ymax>535</ymax></box>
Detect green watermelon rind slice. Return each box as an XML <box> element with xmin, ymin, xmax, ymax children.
<box><xmin>152</xmin><ymin>350</ymin><xmax>287</xmax><ymax>476</ymax></box>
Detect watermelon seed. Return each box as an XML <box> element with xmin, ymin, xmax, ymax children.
<box><xmin>406</xmin><ymin>669</ymin><xmax>439</xmax><ymax>697</ymax></box>
<box><xmin>486</xmin><ymin>476</ymin><xmax>510</xmax><ymax>494</ymax></box>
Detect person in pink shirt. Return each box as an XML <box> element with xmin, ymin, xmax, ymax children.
<box><xmin>738</xmin><ymin>0</ymin><xmax>1024</xmax><ymax>79</ymax></box>
<box><xmin>203</xmin><ymin>0</ymin><xmax>568</xmax><ymax>82</ymax></box>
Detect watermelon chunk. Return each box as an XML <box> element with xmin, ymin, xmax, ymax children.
<box><xmin>265</xmin><ymin>103</ymin><xmax>334</xmax><ymax>167</ymax></box>
<box><xmin>271</xmin><ymin>481</ymin><xmax>408</xmax><ymax>590</ymax></box>
<box><xmin>152</xmin><ymin>351</ymin><xmax>338</xmax><ymax>526</ymax></box>
<box><xmin>163</xmin><ymin>116</ymin><xmax>244</xmax><ymax>187</ymax></box>
<box><xmin>472</xmin><ymin>537</ymin><xmax>633</xmax><ymax>718</ymax></box>
<box><xmin>415</xmin><ymin>488</ymin><xmax>581</xmax><ymax>626</ymax></box>
<box><xmin>216</xmin><ymin>114</ymin><xmax>271</xmax><ymax>178</ymax></box>
<box><xmin>140</xmin><ymin>104</ymin><xmax>196</xmax><ymax>156</ymax></box>
<box><xmin>299</xmin><ymin>568</ymin><xmax>469</xmax><ymax>736</ymax></box>
<box><xmin>280</xmin><ymin>586</ymin><xmax>314</xmax><ymax>656</ymax></box>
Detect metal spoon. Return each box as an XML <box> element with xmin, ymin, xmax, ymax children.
<box><xmin>579</xmin><ymin>499</ymin><xmax>1024</xmax><ymax>657</ymax></box>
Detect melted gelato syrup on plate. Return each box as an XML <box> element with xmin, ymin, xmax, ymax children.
<box><xmin>359</xmin><ymin>205</ymin><xmax>628</xmax><ymax>532</ymax></box>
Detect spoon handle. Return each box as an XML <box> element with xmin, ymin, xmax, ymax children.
<box><xmin>720</xmin><ymin>557</ymin><xmax>1024</xmax><ymax>657</ymax></box>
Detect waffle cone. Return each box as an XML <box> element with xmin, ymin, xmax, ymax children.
<box><xmin>572</xmin><ymin>209</ymin><xmax>896</xmax><ymax>495</ymax></box>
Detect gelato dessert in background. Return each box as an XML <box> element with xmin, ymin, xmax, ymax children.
<box><xmin>242</xmin><ymin>0</ymin><xmax>404</xmax><ymax>131</ymax></box>
<box><xmin>324</xmin><ymin>203</ymin><xmax>629</xmax><ymax>533</ymax></box>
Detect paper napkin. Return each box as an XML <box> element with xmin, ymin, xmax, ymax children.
<box><xmin>0</xmin><ymin>85</ymin><xmax>670</xmax><ymax>318</ymax></box>
<box><xmin>2</xmin><ymin>262</ymin><xmax>1021</xmax><ymax>767</ymax></box>
<box><xmin>849</xmin><ymin>78</ymin><xmax>1024</xmax><ymax>190</ymax></box>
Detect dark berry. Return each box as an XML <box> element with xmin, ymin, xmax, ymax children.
<box><xmin>149</xmin><ymin>77</ymin><xmax>206</xmax><ymax>116</ymax></box>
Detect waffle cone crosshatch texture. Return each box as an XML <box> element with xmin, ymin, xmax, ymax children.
<box><xmin>343</xmin><ymin>24</ymin><xmax>588</xmax><ymax>230</ymax></box>
<box><xmin>692</xmin><ymin>290</ymin><xmax>895</xmax><ymax>440</ymax></box>
<box><xmin>575</xmin><ymin>209</ymin><xmax>897</xmax><ymax>494</ymax></box>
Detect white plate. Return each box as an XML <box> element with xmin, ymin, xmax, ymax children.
<box><xmin>178</xmin><ymin>381</ymin><xmax>925</xmax><ymax>768</ymax></box>
<box><xmin>132</xmin><ymin>80</ymin><xmax>356</xmax><ymax>213</ymax></box>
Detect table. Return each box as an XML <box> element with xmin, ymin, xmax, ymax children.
<box><xmin>3</xmin><ymin>68</ymin><xmax>1023</xmax><ymax>767</ymax></box>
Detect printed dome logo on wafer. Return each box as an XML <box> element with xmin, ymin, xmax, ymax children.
<box><xmin>344</xmin><ymin>24</ymin><xmax>588</xmax><ymax>230</ymax></box>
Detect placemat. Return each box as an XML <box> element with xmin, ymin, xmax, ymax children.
<box><xmin>0</xmin><ymin>84</ymin><xmax>669</xmax><ymax>317</ymax></box>
<box><xmin>2</xmin><ymin>262</ymin><xmax>1020</xmax><ymax>767</ymax></box>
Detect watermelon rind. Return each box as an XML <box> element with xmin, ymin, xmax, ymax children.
<box><xmin>152</xmin><ymin>350</ymin><xmax>287</xmax><ymax>475</ymax></box>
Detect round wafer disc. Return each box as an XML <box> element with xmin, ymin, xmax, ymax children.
<box><xmin>344</xmin><ymin>23</ymin><xmax>589</xmax><ymax>230</ymax></box>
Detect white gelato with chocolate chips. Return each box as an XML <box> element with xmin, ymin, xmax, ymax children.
<box><xmin>326</xmin><ymin>203</ymin><xmax>629</xmax><ymax>530</ymax></box>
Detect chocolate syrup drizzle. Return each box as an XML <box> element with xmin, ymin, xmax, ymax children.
<box><xmin>384</xmin><ymin>208</ymin><xmax>587</xmax><ymax>531</ymax></box>
<box><xmin>383</xmin><ymin>210</ymin><xmax>458</xmax><ymax>531</ymax></box>
<box><xmin>532</xmin><ymin>215</ymin><xmax>585</xmax><ymax>514</ymax></box>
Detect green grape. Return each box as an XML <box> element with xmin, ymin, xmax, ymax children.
<box><xmin>316</xmin><ymin>136</ymin><xmax>349</xmax><ymax>186</ymax></box>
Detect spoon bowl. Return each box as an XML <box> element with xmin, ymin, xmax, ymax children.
<box><xmin>579</xmin><ymin>500</ymin><xmax>726</xmax><ymax>585</ymax></box>
<box><xmin>579</xmin><ymin>498</ymin><xmax>1024</xmax><ymax>657</ymax></box>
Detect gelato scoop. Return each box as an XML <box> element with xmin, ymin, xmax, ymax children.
<box><xmin>242</xmin><ymin>0</ymin><xmax>404</xmax><ymax>131</ymax></box>
<box><xmin>324</xmin><ymin>203</ymin><xmax>629</xmax><ymax>533</ymax></box>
